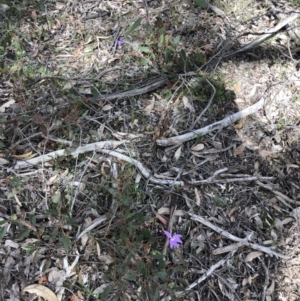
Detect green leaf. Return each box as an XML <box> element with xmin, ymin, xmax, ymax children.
<box><xmin>195</xmin><ymin>0</ymin><xmax>208</xmax><ymax>9</ymax></box>
<box><xmin>9</xmin><ymin>177</ymin><xmax>21</xmax><ymax>187</ymax></box>
<box><xmin>91</xmin><ymin>87</ymin><xmax>100</xmax><ymax>97</ymax></box>
<box><xmin>64</xmin><ymin>216</ymin><xmax>78</xmax><ymax>225</ymax></box>
<box><xmin>173</xmin><ymin>36</ymin><xmax>181</xmax><ymax>48</ymax></box>
<box><xmin>51</xmin><ymin>192</ymin><xmax>61</xmax><ymax>204</ymax></box>
<box><xmin>158</xmin><ymin>34</ymin><xmax>165</xmax><ymax>47</ymax></box>
<box><xmin>136</xmin><ymin>260</ymin><xmax>145</xmax><ymax>274</ymax></box>
<box><xmin>137</xmin><ymin>46</ymin><xmax>150</xmax><ymax>53</ymax></box>
<box><xmin>0</xmin><ymin>226</ymin><xmax>7</xmax><ymax>240</ymax></box>
<box><xmin>141</xmin><ymin>228</ymin><xmax>151</xmax><ymax>240</ymax></box>
<box><xmin>101</xmin><ymin>285</ymin><xmax>112</xmax><ymax>299</ymax></box>
<box><xmin>89</xmin><ymin>129</ymin><xmax>100</xmax><ymax>140</ymax></box>
<box><xmin>126</xmin><ymin>18</ymin><xmax>142</xmax><ymax>35</ymax></box>
<box><xmin>150</xmin><ymin>252</ymin><xmax>164</xmax><ymax>260</ymax></box>
<box><xmin>124</xmin><ymin>270</ymin><xmax>136</xmax><ymax>281</ymax></box>
<box><xmin>179</xmin><ymin>49</ymin><xmax>187</xmax><ymax>63</ymax></box>
<box><xmin>61</xmin><ymin>234</ymin><xmax>71</xmax><ymax>253</ymax></box>
<box><xmin>16</xmin><ymin>228</ymin><xmax>30</xmax><ymax>240</ymax></box>
<box><xmin>154</xmin><ymin>271</ymin><xmax>167</xmax><ymax>280</ymax></box>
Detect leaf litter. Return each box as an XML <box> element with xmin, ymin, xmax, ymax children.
<box><xmin>1</xmin><ymin>0</ymin><xmax>300</xmax><ymax>300</ymax></box>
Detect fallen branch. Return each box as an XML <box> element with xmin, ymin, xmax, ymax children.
<box><xmin>190</xmin><ymin>175</ymin><xmax>275</xmax><ymax>185</ymax></box>
<box><xmin>98</xmin><ymin>149</ymin><xmax>184</xmax><ymax>186</ymax></box>
<box><xmin>228</xmin><ymin>14</ymin><xmax>299</xmax><ymax>57</ymax></box>
<box><xmin>157</xmin><ymin>96</ymin><xmax>265</xmax><ymax>146</ymax></box>
<box><xmin>12</xmin><ymin>141</ymin><xmax>128</xmax><ymax>170</ymax></box>
<box><xmin>189</xmin><ymin>213</ymin><xmax>289</xmax><ymax>259</ymax></box>
<box><xmin>11</xmin><ymin>141</ymin><xmax>275</xmax><ymax>187</ymax></box>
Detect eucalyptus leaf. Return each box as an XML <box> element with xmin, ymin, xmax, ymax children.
<box><xmin>195</xmin><ymin>0</ymin><xmax>208</xmax><ymax>9</ymax></box>
<box><xmin>124</xmin><ymin>270</ymin><xmax>136</xmax><ymax>281</ymax></box>
<box><xmin>61</xmin><ymin>234</ymin><xmax>71</xmax><ymax>253</ymax></box>
<box><xmin>127</xmin><ymin>18</ymin><xmax>142</xmax><ymax>35</ymax></box>
<box><xmin>0</xmin><ymin>226</ymin><xmax>7</xmax><ymax>240</ymax></box>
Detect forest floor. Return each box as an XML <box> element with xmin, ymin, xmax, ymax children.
<box><xmin>1</xmin><ymin>0</ymin><xmax>300</xmax><ymax>300</ymax></box>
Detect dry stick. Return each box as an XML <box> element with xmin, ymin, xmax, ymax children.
<box><xmin>212</xmin><ymin>241</ymin><xmax>246</xmax><ymax>255</ymax></box>
<box><xmin>90</xmin><ymin>77</ymin><xmax>170</xmax><ymax>103</ymax></box>
<box><xmin>98</xmin><ymin>149</ymin><xmax>274</xmax><ymax>186</ymax></box>
<box><xmin>259</xmin><ymin>257</ymin><xmax>269</xmax><ymax>301</ymax></box>
<box><xmin>191</xmin><ymin>175</ymin><xmax>275</xmax><ymax>185</ymax></box>
<box><xmin>189</xmin><ymin>213</ymin><xmax>289</xmax><ymax>260</ymax></box>
<box><xmin>98</xmin><ymin>149</ymin><xmax>184</xmax><ymax>186</ymax></box>
<box><xmin>177</xmin><ymin>252</ymin><xmax>233</xmax><ymax>295</ymax></box>
<box><xmin>12</xmin><ymin>141</ymin><xmax>275</xmax><ymax>186</ymax></box>
<box><xmin>12</xmin><ymin>140</ymin><xmax>128</xmax><ymax>170</ymax></box>
<box><xmin>226</xmin><ymin>14</ymin><xmax>299</xmax><ymax>57</ymax></box>
<box><xmin>76</xmin><ymin>215</ymin><xmax>107</xmax><ymax>241</ymax></box>
<box><xmin>192</xmin><ymin>78</ymin><xmax>216</xmax><ymax>129</ymax></box>
<box><xmin>256</xmin><ymin>180</ymin><xmax>300</xmax><ymax>206</ymax></box>
<box><xmin>162</xmin><ymin>199</ymin><xmax>177</xmax><ymax>256</ymax></box>
<box><xmin>157</xmin><ymin>96</ymin><xmax>265</xmax><ymax>146</ymax></box>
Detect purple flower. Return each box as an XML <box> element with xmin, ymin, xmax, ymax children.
<box><xmin>116</xmin><ymin>39</ymin><xmax>125</xmax><ymax>47</ymax></box>
<box><xmin>164</xmin><ymin>230</ymin><xmax>182</xmax><ymax>249</ymax></box>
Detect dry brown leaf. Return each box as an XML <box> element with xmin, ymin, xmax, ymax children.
<box><xmin>182</xmin><ymin>96</ymin><xmax>194</xmax><ymax>112</ymax></box>
<box><xmin>70</xmin><ymin>295</ymin><xmax>78</xmax><ymax>301</ymax></box>
<box><xmin>194</xmin><ymin>187</ymin><xmax>201</xmax><ymax>206</ymax></box>
<box><xmin>155</xmin><ymin>212</ymin><xmax>168</xmax><ymax>226</ymax></box>
<box><xmin>172</xmin><ymin>95</ymin><xmax>180</xmax><ymax>106</ymax></box>
<box><xmin>234</xmin><ymin>117</ymin><xmax>246</xmax><ymax>129</ymax></box>
<box><xmin>144</xmin><ymin>96</ymin><xmax>155</xmax><ymax>115</ymax></box>
<box><xmin>234</xmin><ymin>143</ymin><xmax>245</xmax><ymax>156</ymax></box>
<box><xmin>0</xmin><ymin>99</ymin><xmax>15</xmax><ymax>112</ymax></box>
<box><xmin>157</xmin><ymin>208</ymin><xmax>184</xmax><ymax>216</ymax></box>
<box><xmin>102</xmin><ymin>104</ymin><xmax>113</xmax><ymax>111</ymax></box>
<box><xmin>98</xmin><ymin>254</ymin><xmax>114</xmax><ymax>265</ymax></box>
<box><xmin>191</xmin><ymin>143</ymin><xmax>205</xmax><ymax>151</ymax></box>
<box><xmin>281</xmin><ymin>217</ymin><xmax>294</xmax><ymax>225</ymax></box>
<box><xmin>72</xmin><ymin>45</ymin><xmax>83</xmax><ymax>57</ymax></box>
<box><xmin>47</xmin><ymin>174</ymin><xmax>58</xmax><ymax>185</ymax></box>
<box><xmin>22</xmin><ymin>284</ymin><xmax>59</xmax><ymax>301</ymax></box>
<box><xmin>174</xmin><ymin>146</ymin><xmax>182</xmax><ymax>161</ymax></box>
<box><xmin>266</xmin><ymin>279</ymin><xmax>275</xmax><ymax>296</ymax></box>
<box><xmin>0</xmin><ymin>157</ymin><xmax>9</xmax><ymax>165</ymax></box>
<box><xmin>55</xmin><ymin>2</ymin><xmax>65</xmax><ymax>10</ymax></box>
<box><xmin>245</xmin><ymin>251</ymin><xmax>263</xmax><ymax>262</ymax></box>
<box><xmin>38</xmin><ymin>275</ymin><xmax>48</xmax><ymax>284</ymax></box>
<box><xmin>211</xmin><ymin>141</ymin><xmax>222</xmax><ymax>150</ymax></box>
<box><xmin>62</xmin><ymin>81</ymin><xmax>75</xmax><ymax>90</ymax></box>
<box><xmin>12</xmin><ymin>151</ymin><xmax>34</xmax><ymax>160</ymax></box>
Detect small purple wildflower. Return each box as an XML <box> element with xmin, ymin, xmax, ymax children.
<box><xmin>116</xmin><ymin>39</ymin><xmax>125</xmax><ymax>47</ymax></box>
<box><xmin>163</xmin><ymin>230</ymin><xmax>182</xmax><ymax>249</ymax></box>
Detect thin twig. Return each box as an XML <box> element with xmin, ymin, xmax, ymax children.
<box><xmin>189</xmin><ymin>176</ymin><xmax>275</xmax><ymax>185</ymax></box>
<box><xmin>90</xmin><ymin>77</ymin><xmax>170</xmax><ymax>103</ymax></box>
<box><xmin>157</xmin><ymin>96</ymin><xmax>266</xmax><ymax>146</ymax></box>
<box><xmin>226</xmin><ymin>14</ymin><xmax>299</xmax><ymax>57</ymax></box>
<box><xmin>192</xmin><ymin>78</ymin><xmax>216</xmax><ymax>128</ymax></box>
<box><xmin>259</xmin><ymin>257</ymin><xmax>269</xmax><ymax>301</ymax></box>
<box><xmin>177</xmin><ymin>252</ymin><xmax>233</xmax><ymax>294</ymax></box>
<box><xmin>76</xmin><ymin>215</ymin><xmax>107</xmax><ymax>241</ymax></box>
<box><xmin>189</xmin><ymin>213</ymin><xmax>289</xmax><ymax>259</ymax></box>
<box><xmin>256</xmin><ymin>180</ymin><xmax>300</xmax><ymax>206</ymax></box>
<box><xmin>162</xmin><ymin>198</ymin><xmax>177</xmax><ymax>256</ymax></box>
